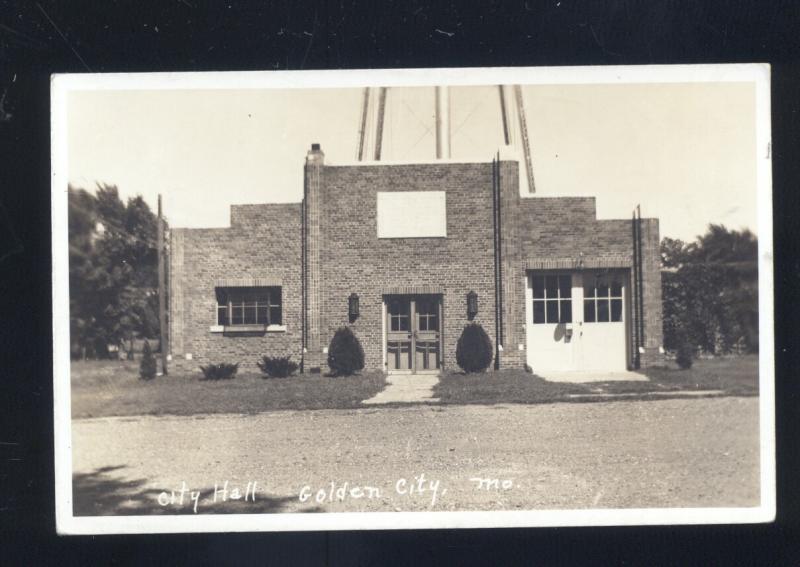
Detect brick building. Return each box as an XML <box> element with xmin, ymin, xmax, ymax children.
<box><xmin>168</xmin><ymin>143</ymin><xmax>663</xmax><ymax>375</ymax></box>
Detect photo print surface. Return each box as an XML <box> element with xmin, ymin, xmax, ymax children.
<box><xmin>51</xmin><ymin>65</ymin><xmax>774</xmax><ymax>533</ymax></box>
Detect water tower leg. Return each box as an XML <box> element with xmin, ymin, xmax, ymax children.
<box><xmin>373</xmin><ymin>87</ymin><xmax>388</xmax><ymax>160</ymax></box>
<box><xmin>435</xmin><ymin>86</ymin><xmax>451</xmax><ymax>159</ymax></box>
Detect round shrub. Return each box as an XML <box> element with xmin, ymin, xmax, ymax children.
<box><xmin>327</xmin><ymin>327</ymin><xmax>365</xmax><ymax>376</ymax></box>
<box><xmin>257</xmin><ymin>356</ymin><xmax>299</xmax><ymax>378</ymax></box>
<box><xmin>456</xmin><ymin>322</ymin><xmax>493</xmax><ymax>373</ymax></box>
<box><xmin>139</xmin><ymin>339</ymin><xmax>157</xmax><ymax>380</ymax></box>
<box><xmin>200</xmin><ymin>362</ymin><xmax>239</xmax><ymax>380</ymax></box>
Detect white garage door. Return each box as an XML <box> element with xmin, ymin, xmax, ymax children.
<box><xmin>525</xmin><ymin>271</ymin><xmax>629</xmax><ymax>372</ymax></box>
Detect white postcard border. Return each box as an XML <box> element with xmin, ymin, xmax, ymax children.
<box><xmin>52</xmin><ymin>64</ymin><xmax>775</xmax><ymax>535</ymax></box>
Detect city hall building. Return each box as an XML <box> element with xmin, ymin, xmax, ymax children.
<box><xmin>167</xmin><ymin>87</ymin><xmax>663</xmax><ymax>375</ymax></box>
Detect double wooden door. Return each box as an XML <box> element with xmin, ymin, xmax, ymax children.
<box><xmin>386</xmin><ymin>295</ymin><xmax>441</xmax><ymax>373</ymax></box>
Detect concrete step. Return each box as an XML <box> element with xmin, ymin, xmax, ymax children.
<box><xmin>363</xmin><ymin>373</ymin><xmax>440</xmax><ymax>405</ymax></box>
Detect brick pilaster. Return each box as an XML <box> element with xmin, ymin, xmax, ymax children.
<box><xmin>169</xmin><ymin>228</ymin><xmax>185</xmax><ymax>357</ymax></box>
<box><xmin>499</xmin><ymin>160</ymin><xmax>526</xmax><ymax>368</ymax></box>
<box><xmin>640</xmin><ymin>218</ymin><xmax>665</xmax><ymax>367</ymax></box>
<box><xmin>303</xmin><ymin>145</ymin><xmax>325</xmax><ymax>371</ymax></box>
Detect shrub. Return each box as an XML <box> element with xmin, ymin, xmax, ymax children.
<box><xmin>456</xmin><ymin>322</ymin><xmax>493</xmax><ymax>373</ymax></box>
<box><xmin>675</xmin><ymin>334</ymin><xmax>694</xmax><ymax>370</ymax></box>
<box><xmin>139</xmin><ymin>339</ymin><xmax>157</xmax><ymax>380</ymax></box>
<box><xmin>257</xmin><ymin>356</ymin><xmax>299</xmax><ymax>378</ymax></box>
<box><xmin>327</xmin><ymin>327</ymin><xmax>365</xmax><ymax>376</ymax></box>
<box><xmin>200</xmin><ymin>362</ymin><xmax>239</xmax><ymax>380</ymax></box>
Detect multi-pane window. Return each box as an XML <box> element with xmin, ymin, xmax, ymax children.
<box><xmin>216</xmin><ymin>287</ymin><xmax>282</xmax><ymax>326</ymax></box>
<box><xmin>388</xmin><ymin>300</ymin><xmax>410</xmax><ymax>331</ymax></box>
<box><xmin>583</xmin><ymin>274</ymin><xmax>623</xmax><ymax>323</ymax></box>
<box><xmin>532</xmin><ymin>275</ymin><xmax>572</xmax><ymax>324</ymax></box>
<box><xmin>416</xmin><ymin>298</ymin><xmax>439</xmax><ymax>331</ymax></box>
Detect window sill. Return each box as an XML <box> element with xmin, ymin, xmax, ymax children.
<box><xmin>209</xmin><ymin>324</ymin><xmax>286</xmax><ymax>334</ymax></box>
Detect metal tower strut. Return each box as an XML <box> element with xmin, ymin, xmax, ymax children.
<box><xmin>373</xmin><ymin>87</ymin><xmax>388</xmax><ymax>161</ymax></box>
<box><xmin>357</xmin><ymin>87</ymin><xmax>370</xmax><ymax>161</ymax></box>
<box><xmin>513</xmin><ymin>85</ymin><xmax>536</xmax><ymax>194</ymax></box>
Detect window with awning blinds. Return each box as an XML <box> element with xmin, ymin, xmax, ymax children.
<box><xmin>215</xmin><ymin>287</ymin><xmax>282</xmax><ymax>326</ymax></box>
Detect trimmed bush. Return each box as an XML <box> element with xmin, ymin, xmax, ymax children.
<box><xmin>675</xmin><ymin>336</ymin><xmax>694</xmax><ymax>370</ymax></box>
<box><xmin>257</xmin><ymin>356</ymin><xmax>299</xmax><ymax>378</ymax></box>
<box><xmin>139</xmin><ymin>339</ymin><xmax>157</xmax><ymax>380</ymax></box>
<box><xmin>456</xmin><ymin>322</ymin><xmax>493</xmax><ymax>373</ymax></box>
<box><xmin>200</xmin><ymin>362</ymin><xmax>239</xmax><ymax>380</ymax></box>
<box><xmin>327</xmin><ymin>327</ymin><xmax>365</xmax><ymax>376</ymax></box>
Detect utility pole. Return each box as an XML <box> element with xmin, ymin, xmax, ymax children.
<box><xmin>157</xmin><ymin>194</ymin><xmax>168</xmax><ymax>375</ymax></box>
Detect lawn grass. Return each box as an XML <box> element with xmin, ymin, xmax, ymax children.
<box><xmin>621</xmin><ymin>355</ymin><xmax>758</xmax><ymax>396</ymax></box>
<box><xmin>72</xmin><ymin>355</ymin><xmax>759</xmax><ymax>417</ymax></box>
<box><xmin>434</xmin><ymin>355</ymin><xmax>759</xmax><ymax>405</ymax></box>
<box><xmin>70</xmin><ymin>360</ymin><xmax>387</xmax><ymax>419</ymax></box>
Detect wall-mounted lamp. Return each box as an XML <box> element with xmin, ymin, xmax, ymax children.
<box><xmin>348</xmin><ymin>293</ymin><xmax>360</xmax><ymax>322</ymax></box>
<box><xmin>466</xmin><ymin>290</ymin><xmax>478</xmax><ymax>320</ymax></box>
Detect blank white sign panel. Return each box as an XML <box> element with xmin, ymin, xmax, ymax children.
<box><xmin>376</xmin><ymin>191</ymin><xmax>447</xmax><ymax>238</ymax></box>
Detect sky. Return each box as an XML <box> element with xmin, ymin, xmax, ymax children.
<box><xmin>67</xmin><ymin>82</ymin><xmax>758</xmax><ymax>241</ymax></box>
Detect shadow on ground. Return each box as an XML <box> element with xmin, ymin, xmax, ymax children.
<box><xmin>73</xmin><ymin>465</ymin><xmax>320</xmax><ymax>515</ymax></box>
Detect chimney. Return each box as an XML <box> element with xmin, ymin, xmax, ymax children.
<box><xmin>435</xmin><ymin>86</ymin><xmax>451</xmax><ymax>159</ymax></box>
<box><xmin>307</xmin><ymin>143</ymin><xmax>324</xmax><ymax>164</ymax></box>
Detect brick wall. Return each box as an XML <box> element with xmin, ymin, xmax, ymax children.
<box><xmin>169</xmin><ymin>151</ymin><xmax>664</xmax><ymax>374</ymax></box>
<box><xmin>517</xmin><ymin>198</ymin><xmax>634</xmax><ymax>259</ymax></box>
<box><xmin>231</xmin><ymin>203</ymin><xmax>300</xmax><ymax>229</ymax></box>
<box><xmin>504</xmin><ymin>184</ymin><xmax>664</xmax><ymax>368</ymax></box>
<box><xmin>168</xmin><ymin>203</ymin><xmax>302</xmax><ymax>374</ymax></box>
<box><xmin>307</xmin><ymin>156</ymin><xmax>500</xmax><ymax>372</ymax></box>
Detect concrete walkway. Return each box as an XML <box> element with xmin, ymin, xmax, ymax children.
<box><xmin>537</xmin><ymin>370</ymin><xmax>649</xmax><ymax>383</ymax></box>
<box><xmin>362</xmin><ymin>372</ymin><xmax>440</xmax><ymax>404</ymax></box>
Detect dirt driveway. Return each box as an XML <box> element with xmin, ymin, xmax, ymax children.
<box><xmin>72</xmin><ymin>397</ymin><xmax>759</xmax><ymax>515</ymax></box>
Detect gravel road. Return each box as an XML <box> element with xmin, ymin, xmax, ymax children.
<box><xmin>71</xmin><ymin>397</ymin><xmax>759</xmax><ymax>515</ymax></box>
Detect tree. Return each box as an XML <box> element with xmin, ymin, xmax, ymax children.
<box><xmin>661</xmin><ymin>224</ymin><xmax>758</xmax><ymax>355</ymax></box>
<box><xmin>68</xmin><ymin>184</ymin><xmax>162</xmax><ymax>358</ymax></box>
<box><xmin>695</xmin><ymin>224</ymin><xmax>757</xmax><ymax>264</ymax></box>
<box><xmin>660</xmin><ymin>236</ymin><xmax>695</xmax><ymax>269</ymax></box>
<box><xmin>68</xmin><ymin>186</ymin><xmax>99</xmax><ymax>358</ymax></box>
